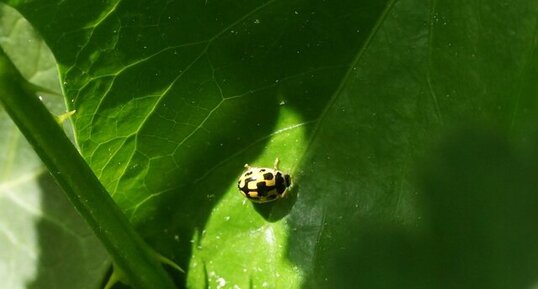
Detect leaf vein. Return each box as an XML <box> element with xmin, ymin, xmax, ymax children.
<box><xmin>291</xmin><ymin>0</ymin><xmax>399</xmax><ymax>173</ymax></box>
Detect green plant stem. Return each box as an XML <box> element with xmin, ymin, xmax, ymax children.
<box><xmin>0</xmin><ymin>49</ymin><xmax>176</xmax><ymax>289</ymax></box>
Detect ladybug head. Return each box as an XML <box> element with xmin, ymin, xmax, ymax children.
<box><xmin>284</xmin><ymin>174</ymin><xmax>291</xmax><ymax>187</ymax></box>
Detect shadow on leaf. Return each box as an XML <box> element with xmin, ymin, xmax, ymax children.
<box><xmin>294</xmin><ymin>125</ymin><xmax>538</xmax><ymax>289</ymax></box>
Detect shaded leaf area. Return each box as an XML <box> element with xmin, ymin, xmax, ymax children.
<box><xmin>290</xmin><ymin>0</ymin><xmax>538</xmax><ymax>288</ymax></box>
<box><xmin>0</xmin><ymin>4</ymin><xmax>108</xmax><ymax>289</ymax></box>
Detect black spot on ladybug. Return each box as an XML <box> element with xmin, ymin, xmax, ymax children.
<box><xmin>256</xmin><ymin>181</ymin><xmax>272</xmax><ymax>196</ymax></box>
<box><xmin>259</xmin><ymin>169</ymin><xmax>266</xmax><ymax>172</ymax></box>
<box><xmin>263</xmin><ymin>173</ymin><xmax>274</xmax><ymax>180</ymax></box>
<box><xmin>239</xmin><ymin>184</ymin><xmax>248</xmax><ymax>194</ymax></box>
<box><xmin>240</xmin><ymin>178</ymin><xmax>254</xmax><ymax>193</ymax></box>
<box><xmin>245</xmin><ymin>171</ymin><xmax>253</xmax><ymax>176</ymax></box>
<box><xmin>275</xmin><ymin>172</ymin><xmax>287</xmax><ymax>194</ymax></box>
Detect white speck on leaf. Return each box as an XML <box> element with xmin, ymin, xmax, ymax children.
<box><xmin>264</xmin><ymin>227</ymin><xmax>275</xmax><ymax>246</ymax></box>
<box><xmin>216</xmin><ymin>277</ymin><xmax>226</xmax><ymax>289</ymax></box>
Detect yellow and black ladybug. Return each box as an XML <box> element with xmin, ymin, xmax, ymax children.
<box><xmin>237</xmin><ymin>158</ymin><xmax>291</xmax><ymax>203</ymax></box>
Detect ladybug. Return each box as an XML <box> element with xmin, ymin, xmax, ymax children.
<box><xmin>237</xmin><ymin>158</ymin><xmax>291</xmax><ymax>203</ymax></box>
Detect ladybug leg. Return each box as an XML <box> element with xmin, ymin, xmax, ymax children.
<box><xmin>280</xmin><ymin>188</ymin><xmax>288</xmax><ymax>199</ymax></box>
<box><xmin>273</xmin><ymin>157</ymin><xmax>280</xmax><ymax>170</ymax></box>
<box><xmin>244</xmin><ymin>163</ymin><xmax>251</xmax><ymax>170</ymax></box>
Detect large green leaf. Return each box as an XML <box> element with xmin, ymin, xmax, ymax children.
<box><xmin>3</xmin><ymin>0</ymin><xmax>538</xmax><ymax>288</ymax></box>
<box><xmin>0</xmin><ymin>4</ymin><xmax>108</xmax><ymax>289</ymax></box>
<box><xmin>288</xmin><ymin>1</ymin><xmax>538</xmax><ymax>288</ymax></box>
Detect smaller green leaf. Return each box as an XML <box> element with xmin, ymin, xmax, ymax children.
<box><xmin>0</xmin><ymin>3</ymin><xmax>109</xmax><ymax>289</ymax></box>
